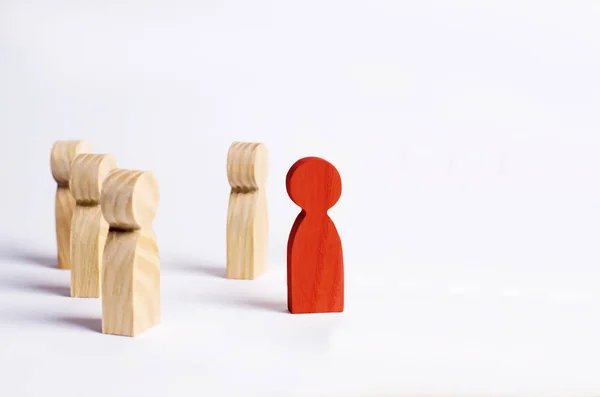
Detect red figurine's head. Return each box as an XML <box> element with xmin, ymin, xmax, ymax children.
<box><xmin>286</xmin><ymin>157</ymin><xmax>342</xmax><ymax>212</ymax></box>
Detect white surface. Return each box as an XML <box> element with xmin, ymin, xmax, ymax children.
<box><xmin>1</xmin><ymin>256</ymin><xmax>600</xmax><ymax>397</ymax></box>
<box><xmin>2</xmin><ymin>1</ymin><xmax>600</xmax><ymax>396</ymax></box>
<box><xmin>2</xmin><ymin>254</ymin><xmax>600</xmax><ymax>397</ymax></box>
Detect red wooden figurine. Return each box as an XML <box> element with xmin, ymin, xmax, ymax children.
<box><xmin>286</xmin><ymin>156</ymin><xmax>344</xmax><ymax>314</ymax></box>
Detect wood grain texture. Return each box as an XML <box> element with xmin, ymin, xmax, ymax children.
<box><xmin>286</xmin><ymin>157</ymin><xmax>344</xmax><ymax>314</ymax></box>
<box><xmin>226</xmin><ymin>142</ymin><xmax>268</xmax><ymax>280</ymax></box>
<box><xmin>100</xmin><ymin>169</ymin><xmax>160</xmax><ymax>337</ymax></box>
<box><xmin>50</xmin><ymin>140</ymin><xmax>92</xmax><ymax>270</ymax></box>
<box><xmin>69</xmin><ymin>153</ymin><xmax>117</xmax><ymax>298</ymax></box>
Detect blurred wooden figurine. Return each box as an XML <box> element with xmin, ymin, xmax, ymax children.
<box><xmin>69</xmin><ymin>153</ymin><xmax>117</xmax><ymax>298</ymax></box>
<box><xmin>100</xmin><ymin>169</ymin><xmax>160</xmax><ymax>337</ymax></box>
<box><xmin>226</xmin><ymin>142</ymin><xmax>268</xmax><ymax>279</ymax></box>
<box><xmin>286</xmin><ymin>157</ymin><xmax>344</xmax><ymax>314</ymax></box>
<box><xmin>50</xmin><ymin>140</ymin><xmax>92</xmax><ymax>270</ymax></box>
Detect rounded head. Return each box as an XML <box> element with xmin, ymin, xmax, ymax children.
<box><xmin>286</xmin><ymin>157</ymin><xmax>341</xmax><ymax>211</ymax></box>
<box><xmin>50</xmin><ymin>140</ymin><xmax>92</xmax><ymax>185</ymax></box>
<box><xmin>70</xmin><ymin>154</ymin><xmax>117</xmax><ymax>204</ymax></box>
<box><xmin>100</xmin><ymin>169</ymin><xmax>160</xmax><ymax>230</ymax></box>
<box><xmin>227</xmin><ymin>142</ymin><xmax>268</xmax><ymax>191</ymax></box>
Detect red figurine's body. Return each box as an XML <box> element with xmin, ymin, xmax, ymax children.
<box><xmin>286</xmin><ymin>157</ymin><xmax>343</xmax><ymax>314</ymax></box>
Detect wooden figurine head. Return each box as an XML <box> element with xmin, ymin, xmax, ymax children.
<box><xmin>100</xmin><ymin>169</ymin><xmax>160</xmax><ymax>231</ymax></box>
<box><xmin>286</xmin><ymin>157</ymin><xmax>342</xmax><ymax>212</ymax></box>
<box><xmin>70</xmin><ymin>154</ymin><xmax>117</xmax><ymax>205</ymax></box>
<box><xmin>50</xmin><ymin>140</ymin><xmax>92</xmax><ymax>186</ymax></box>
<box><xmin>227</xmin><ymin>142</ymin><xmax>268</xmax><ymax>192</ymax></box>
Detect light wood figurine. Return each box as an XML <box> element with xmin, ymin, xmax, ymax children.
<box><xmin>50</xmin><ymin>140</ymin><xmax>92</xmax><ymax>270</ymax></box>
<box><xmin>69</xmin><ymin>153</ymin><xmax>117</xmax><ymax>298</ymax></box>
<box><xmin>226</xmin><ymin>141</ymin><xmax>268</xmax><ymax>279</ymax></box>
<box><xmin>100</xmin><ymin>169</ymin><xmax>160</xmax><ymax>337</ymax></box>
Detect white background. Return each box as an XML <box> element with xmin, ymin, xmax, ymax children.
<box><xmin>1</xmin><ymin>1</ymin><xmax>600</xmax><ymax>396</ymax></box>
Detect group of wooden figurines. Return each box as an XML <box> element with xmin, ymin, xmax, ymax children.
<box><xmin>50</xmin><ymin>140</ymin><xmax>344</xmax><ymax>338</ymax></box>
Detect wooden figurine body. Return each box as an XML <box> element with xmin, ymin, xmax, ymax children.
<box><xmin>226</xmin><ymin>142</ymin><xmax>268</xmax><ymax>279</ymax></box>
<box><xmin>286</xmin><ymin>157</ymin><xmax>344</xmax><ymax>314</ymax></box>
<box><xmin>100</xmin><ymin>169</ymin><xmax>160</xmax><ymax>337</ymax></box>
<box><xmin>50</xmin><ymin>140</ymin><xmax>92</xmax><ymax>270</ymax></box>
<box><xmin>69</xmin><ymin>154</ymin><xmax>117</xmax><ymax>298</ymax></box>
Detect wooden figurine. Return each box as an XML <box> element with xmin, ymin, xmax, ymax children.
<box><xmin>226</xmin><ymin>142</ymin><xmax>268</xmax><ymax>279</ymax></box>
<box><xmin>100</xmin><ymin>169</ymin><xmax>160</xmax><ymax>337</ymax></box>
<box><xmin>286</xmin><ymin>157</ymin><xmax>344</xmax><ymax>314</ymax></box>
<box><xmin>69</xmin><ymin>153</ymin><xmax>117</xmax><ymax>298</ymax></box>
<box><xmin>50</xmin><ymin>140</ymin><xmax>92</xmax><ymax>270</ymax></box>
